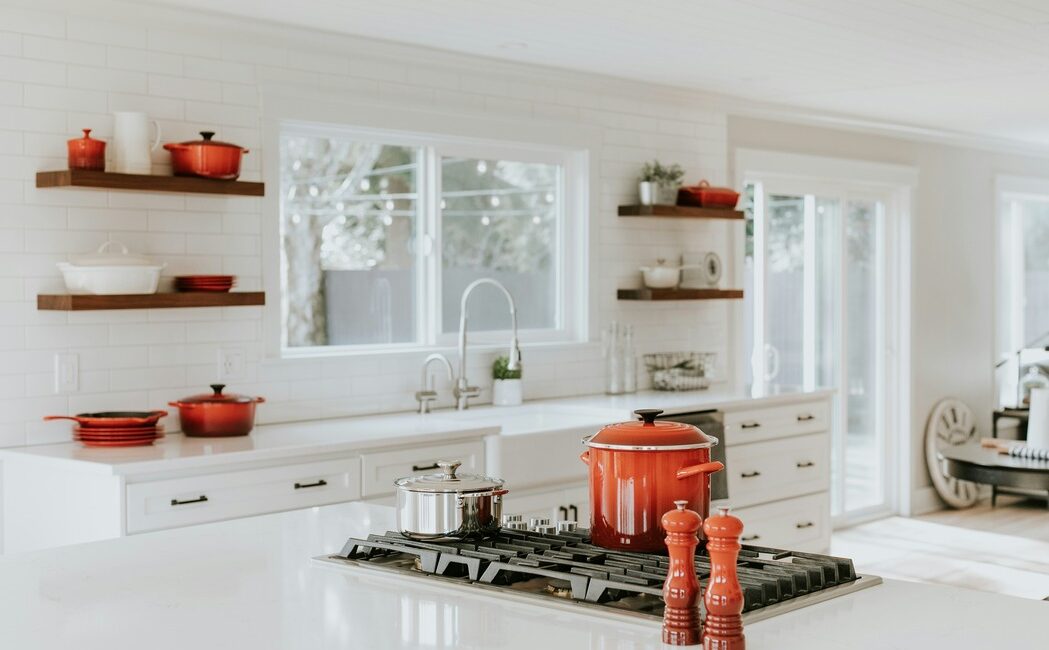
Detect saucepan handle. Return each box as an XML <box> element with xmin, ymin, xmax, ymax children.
<box><xmin>676</xmin><ymin>460</ymin><xmax>724</xmax><ymax>480</ymax></box>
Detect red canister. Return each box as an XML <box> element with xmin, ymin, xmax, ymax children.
<box><xmin>580</xmin><ymin>409</ymin><xmax>724</xmax><ymax>552</ymax></box>
<box><xmin>67</xmin><ymin>129</ymin><xmax>106</xmax><ymax>171</ymax></box>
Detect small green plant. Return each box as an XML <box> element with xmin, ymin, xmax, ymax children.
<box><xmin>639</xmin><ymin>160</ymin><xmax>685</xmax><ymax>186</ymax></box>
<box><xmin>492</xmin><ymin>355</ymin><xmax>522</xmax><ymax>380</ymax></box>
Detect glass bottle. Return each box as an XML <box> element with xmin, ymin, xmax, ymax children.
<box><xmin>623</xmin><ymin>324</ymin><xmax>637</xmax><ymax>394</ymax></box>
<box><xmin>604</xmin><ymin>321</ymin><xmax>622</xmax><ymax>395</ymax></box>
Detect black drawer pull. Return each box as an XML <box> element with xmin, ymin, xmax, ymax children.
<box><xmin>559</xmin><ymin>506</ymin><xmax>569</xmax><ymax>519</ymax></box>
<box><xmin>796</xmin><ymin>413</ymin><xmax>816</xmax><ymax>422</ymax></box>
<box><xmin>740</xmin><ymin>422</ymin><xmax>761</xmax><ymax>429</ymax></box>
<box><xmin>795</xmin><ymin>521</ymin><xmax>815</xmax><ymax>529</ymax></box>
<box><xmin>796</xmin><ymin>461</ymin><xmax>815</xmax><ymax>468</ymax></box>
<box><xmin>170</xmin><ymin>495</ymin><xmax>208</xmax><ymax>506</ymax></box>
<box><xmin>742</xmin><ymin>534</ymin><xmax>761</xmax><ymax>542</ymax></box>
<box><xmin>412</xmin><ymin>463</ymin><xmax>439</xmax><ymax>472</ymax></box>
<box><xmin>569</xmin><ymin>504</ymin><xmax>578</xmax><ymax>521</ymax></box>
<box><xmin>740</xmin><ymin>471</ymin><xmax>762</xmax><ymax>478</ymax></box>
<box><xmin>294</xmin><ymin>479</ymin><xmax>328</xmax><ymax>490</ymax></box>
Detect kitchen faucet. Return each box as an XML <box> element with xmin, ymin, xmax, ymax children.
<box><xmin>415</xmin><ymin>353</ymin><xmax>454</xmax><ymax>414</ymax></box>
<box><xmin>454</xmin><ymin>278</ymin><xmax>521</xmax><ymax>410</ymax></box>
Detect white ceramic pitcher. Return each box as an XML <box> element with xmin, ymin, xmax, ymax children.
<box><xmin>112</xmin><ymin>112</ymin><xmax>161</xmax><ymax>174</ymax></box>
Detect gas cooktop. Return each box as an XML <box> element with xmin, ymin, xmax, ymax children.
<box><xmin>315</xmin><ymin>526</ymin><xmax>880</xmax><ymax>625</ymax></box>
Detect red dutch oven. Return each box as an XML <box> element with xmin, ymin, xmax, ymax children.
<box><xmin>164</xmin><ymin>131</ymin><xmax>248</xmax><ymax>180</ymax></box>
<box><xmin>580</xmin><ymin>409</ymin><xmax>724</xmax><ymax>552</ymax></box>
<box><xmin>169</xmin><ymin>384</ymin><xmax>264</xmax><ymax>437</ymax></box>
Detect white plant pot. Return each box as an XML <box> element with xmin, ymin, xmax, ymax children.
<box><xmin>492</xmin><ymin>378</ymin><xmax>523</xmax><ymax>406</ymax></box>
<box><xmin>638</xmin><ymin>181</ymin><xmax>657</xmax><ymax>205</ymax></box>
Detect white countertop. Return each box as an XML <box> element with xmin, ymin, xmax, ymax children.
<box><xmin>0</xmin><ymin>499</ymin><xmax>1043</xmax><ymax>650</ymax></box>
<box><xmin>0</xmin><ymin>386</ymin><xmax>832</xmax><ymax>476</ymax></box>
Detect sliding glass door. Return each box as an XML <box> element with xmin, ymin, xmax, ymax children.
<box><xmin>744</xmin><ymin>180</ymin><xmax>894</xmax><ymax>522</ymax></box>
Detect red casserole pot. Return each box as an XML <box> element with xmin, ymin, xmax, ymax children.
<box><xmin>67</xmin><ymin>128</ymin><xmax>106</xmax><ymax>171</ymax></box>
<box><xmin>164</xmin><ymin>131</ymin><xmax>248</xmax><ymax>180</ymax></box>
<box><xmin>677</xmin><ymin>180</ymin><xmax>740</xmax><ymax>209</ymax></box>
<box><xmin>169</xmin><ymin>384</ymin><xmax>264</xmax><ymax>437</ymax></box>
<box><xmin>580</xmin><ymin>409</ymin><xmax>724</xmax><ymax>552</ymax></box>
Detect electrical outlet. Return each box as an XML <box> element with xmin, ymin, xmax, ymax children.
<box><xmin>54</xmin><ymin>353</ymin><xmax>79</xmax><ymax>393</ymax></box>
<box><xmin>217</xmin><ymin>347</ymin><xmax>246</xmax><ymax>381</ymax></box>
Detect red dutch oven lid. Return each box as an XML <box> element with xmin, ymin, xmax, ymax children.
<box><xmin>164</xmin><ymin>131</ymin><xmax>248</xmax><ymax>152</ymax></box>
<box><xmin>176</xmin><ymin>384</ymin><xmax>260</xmax><ymax>404</ymax></box>
<box><xmin>585</xmin><ymin>409</ymin><xmax>717</xmax><ymax>451</ymax></box>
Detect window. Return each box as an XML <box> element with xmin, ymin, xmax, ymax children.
<box><xmin>279</xmin><ymin>125</ymin><xmax>579</xmax><ymax>353</ymax></box>
<box><xmin>996</xmin><ymin>181</ymin><xmax>1049</xmax><ymax>406</ymax></box>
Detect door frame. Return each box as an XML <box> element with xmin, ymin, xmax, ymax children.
<box><xmin>733</xmin><ymin>149</ymin><xmax>916</xmax><ymax>524</ymax></box>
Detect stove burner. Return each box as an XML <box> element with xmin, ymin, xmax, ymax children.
<box><xmin>327</xmin><ymin>527</ymin><xmax>876</xmax><ymax>622</ymax></box>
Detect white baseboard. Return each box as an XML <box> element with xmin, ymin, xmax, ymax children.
<box><xmin>911</xmin><ymin>485</ymin><xmax>945</xmax><ymax>516</ymax></box>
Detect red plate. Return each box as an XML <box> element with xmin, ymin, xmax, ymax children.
<box><xmin>77</xmin><ymin>438</ymin><xmax>160</xmax><ymax>447</ymax></box>
<box><xmin>73</xmin><ymin>425</ymin><xmax>162</xmax><ymax>435</ymax></box>
<box><xmin>75</xmin><ymin>430</ymin><xmax>162</xmax><ymax>439</ymax></box>
<box><xmin>177</xmin><ymin>287</ymin><xmax>233</xmax><ymax>293</ymax></box>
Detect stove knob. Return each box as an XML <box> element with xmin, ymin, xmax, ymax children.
<box><xmin>507</xmin><ymin>521</ymin><xmax>529</xmax><ymax>530</ymax></box>
<box><xmin>502</xmin><ymin>514</ymin><xmax>523</xmax><ymax>525</ymax></box>
<box><xmin>534</xmin><ymin>524</ymin><xmax>557</xmax><ymax>535</ymax></box>
<box><xmin>528</xmin><ymin>517</ymin><xmax>551</xmax><ymax>531</ymax></box>
<box><xmin>556</xmin><ymin>521</ymin><xmax>578</xmax><ymax>533</ymax></box>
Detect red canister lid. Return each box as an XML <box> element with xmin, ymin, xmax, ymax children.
<box><xmin>584</xmin><ymin>409</ymin><xmax>717</xmax><ymax>451</ymax></box>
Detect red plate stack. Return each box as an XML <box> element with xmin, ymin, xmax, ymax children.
<box><xmin>74</xmin><ymin>424</ymin><xmax>165</xmax><ymax>447</ymax></box>
<box><xmin>175</xmin><ymin>275</ymin><xmax>236</xmax><ymax>292</ymax></box>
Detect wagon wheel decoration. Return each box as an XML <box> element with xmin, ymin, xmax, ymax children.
<box><xmin>924</xmin><ymin>398</ymin><xmax>979</xmax><ymax>508</ymax></box>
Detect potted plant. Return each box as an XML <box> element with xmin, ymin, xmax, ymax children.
<box><xmin>638</xmin><ymin>160</ymin><xmax>685</xmax><ymax>205</ymax></box>
<box><xmin>492</xmin><ymin>355</ymin><xmax>523</xmax><ymax>406</ymax></box>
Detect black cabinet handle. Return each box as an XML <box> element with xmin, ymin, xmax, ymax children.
<box><xmin>170</xmin><ymin>495</ymin><xmax>208</xmax><ymax>506</ymax></box>
<box><xmin>412</xmin><ymin>463</ymin><xmax>439</xmax><ymax>472</ymax></box>
<box><xmin>740</xmin><ymin>471</ymin><xmax>762</xmax><ymax>478</ymax></box>
<box><xmin>797</xmin><ymin>413</ymin><xmax>816</xmax><ymax>422</ymax></box>
<box><xmin>294</xmin><ymin>479</ymin><xmax>328</xmax><ymax>490</ymax></box>
<box><xmin>569</xmin><ymin>504</ymin><xmax>578</xmax><ymax>521</ymax></box>
<box><xmin>741</xmin><ymin>422</ymin><xmax>761</xmax><ymax>429</ymax></box>
<box><xmin>796</xmin><ymin>461</ymin><xmax>815</xmax><ymax>468</ymax></box>
<box><xmin>559</xmin><ymin>506</ymin><xmax>569</xmax><ymax>520</ymax></box>
<box><xmin>742</xmin><ymin>534</ymin><xmax>761</xmax><ymax>542</ymax></box>
<box><xmin>796</xmin><ymin>521</ymin><xmax>815</xmax><ymax>529</ymax></box>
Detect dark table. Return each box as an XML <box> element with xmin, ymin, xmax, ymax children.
<box><xmin>939</xmin><ymin>444</ymin><xmax>1049</xmax><ymax>509</ymax></box>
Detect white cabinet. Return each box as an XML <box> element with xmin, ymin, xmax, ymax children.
<box><xmin>504</xmin><ymin>482</ymin><xmax>589</xmax><ymax>524</ymax></box>
<box><xmin>725</xmin><ymin>433</ymin><xmax>830</xmax><ymax>508</ymax></box>
<box><xmin>732</xmin><ymin>492</ymin><xmax>829</xmax><ymax>553</ymax></box>
<box><xmin>360</xmin><ymin>440</ymin><xmax>484</xmax><ymax>498</ymax></box>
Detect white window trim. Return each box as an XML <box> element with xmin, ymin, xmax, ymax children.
<box><xmin>260</xmin><ymin>90</ymin><xmax>599</xmax><ymax>361</ymax></box>
<box><xmin>733</xmin><ymin>148</ymin><xmax>915</xmax><ymax>521</ymax></box>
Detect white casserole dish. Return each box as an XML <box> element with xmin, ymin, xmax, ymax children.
<box><xmin>57</xmin><ymin>240</ymin><xmax>165</xmax><ymax>295</ymax></box>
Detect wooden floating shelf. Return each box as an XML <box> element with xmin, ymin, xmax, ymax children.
<box><xmin>618</xmin><ymin>288</ymin><xmax>744</xmax><ymax>301</ymax></box>
<box><xmin>38</xmin><ymin>292</ymin><xmax>266</xmax><ymax>311</ymax></box>
<box><xmin>618</xmin><ymin>204</ymin><xmax>743</xmax><ymax>220</ymax></box>
<box><xmin>36</xmin><ymin>170</ymin><xmax>264</xmax><ymax>196</ymax></box>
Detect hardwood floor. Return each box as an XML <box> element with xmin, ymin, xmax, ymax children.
<box><xmin>831</xmin><ymin>496</ymin><xmax>1049</xmax><ymax>600</ymax></box>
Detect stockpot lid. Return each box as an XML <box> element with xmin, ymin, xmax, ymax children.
<box><xmin>176</xmin><ymin>384</ymin><xmax>258</xmax><ymax>405</ymax></box>
<box><xmin>584</xmin><ymin>409</ymin><xmax>718</xmax><ymax>451</ymax></box>
<box><xmin>394</xmin><ymin>460</ymin><xmax>505</xmax><ymax>494</ymax></box>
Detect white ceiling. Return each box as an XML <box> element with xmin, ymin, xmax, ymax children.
<box><xmin>147</xmin><ymin>0</ymin><xmax>1049</xmax><ymax>147</ymax></box>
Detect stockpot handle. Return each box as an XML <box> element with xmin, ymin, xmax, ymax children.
<box><xmin>676</xmin><ymin>460</ymin><xmax>725</xmax><ymax>480</ymax></box>
<box><xmin>579</xmin><ymin>450</ymin><xmax>590</xmax><ymax>465</ymax></box>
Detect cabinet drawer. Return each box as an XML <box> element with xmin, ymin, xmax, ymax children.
<box><xmin>726</xmin><ymin>433</ymin><xmax>829</xmax><ymax>508</ymax></box>
<box><xmin>360</xmin><ymin>440</ymin><xmax>484</xmax><ymax>497</ymax></box>
<box><xmin>732</xmin><ymin>492</ymin><xmax>829</xmax><ymax>551</ymax></box>
<box><xmin>126</xmin><ymin>458</ymin><xmax>361</xmax><ymax>534</ymax></box>
<box><xmin>724</xmin><ymin>400</ymin><xmax>829</xmax><ymax>445</ymax></box>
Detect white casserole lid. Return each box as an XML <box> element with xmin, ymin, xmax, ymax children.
<box><xmin>67</xmin><ymin>240</ymin><xmax>159</xmax><ymax>267</ymax></box>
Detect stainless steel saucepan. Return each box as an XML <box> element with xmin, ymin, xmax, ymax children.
<box><xmin>394</xmin><ymin>460</ymin><xmax>507</xmax><ymax>541</ymax></box>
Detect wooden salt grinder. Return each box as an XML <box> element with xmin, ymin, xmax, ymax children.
<box><xmin>702</xmin><ymin>505</ymin><xmax>745</xmax><ymax>650</ymax></box>
<box><xmin>662</xmin><ymin>499</ymin><xmax>702</xmax><ymax>646</ymax></box>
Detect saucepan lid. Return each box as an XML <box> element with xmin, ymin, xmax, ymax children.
<box><xmin>583</xmin><ymin>409</ymin><xmax>717</xmax><ymax>451</ymax></box>
<box><xmin>394</xmin><ymin>460</ymin><xmax>505</xmax><ymax>494</ymax></box>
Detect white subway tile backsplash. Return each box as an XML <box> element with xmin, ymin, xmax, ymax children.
<box><xmin>107</xmin><ymin>91</ymin><xmax>183</xmax><ymax>120</ymax></box>
<box><xmin>106</xmin><ymin>46</ymin><xmax>183</xmax><ymax>75</ymax></box>
<box><xmin>148</xmin><ymin>210</ymin><xmax>222</xmax><ymax>233</ymax></box>
<box><xmin>184</xmin><ymin>100</ymin><xmax>258</xmax><ymax>128</ymax></box>
<box><xmin>148</xmin><ymin>73</ymin><xmax>221</xmax><ymax>102</ymax></box>
<box><xmin>22</xmin><ymin>35</ymin><xmax>106</xmax><ymax>65</ymax></box>
<box><xmin>0</xmin><ymin>55</ymin><xmax>66</xmax><ymax>85</ymax></box>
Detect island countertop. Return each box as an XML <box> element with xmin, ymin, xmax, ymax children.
<box><xmin>0</xmin><ymin>500</ymin><xmax>1044</xmax><ymax>650</ymax></box>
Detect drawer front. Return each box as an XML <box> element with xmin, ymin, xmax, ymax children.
<box><xmin>732</xmin><ymin>492</ymin><xmax>830</xmax><ymax>551</ymax></box>
<box><xmin>726</xmin><ymin>433</ymin><xmax>829</xmax><ymax>508</ymax></box>
<box><xmin>126</xmin><ymin>458</ymin><xmax>361</xmax><ymax>534</ymax></box>
<box><xmin>724</xmin><ymin>400</ymin><xmax>830</xmax><ymax>445</ymax></box>
<box><xmin>360</xmin><ymin>440</ymin><xmax>484</xmax><ymax>497</ymax></box>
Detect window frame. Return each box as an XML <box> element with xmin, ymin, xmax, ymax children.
<box><xmin>272</xmin><ymin>120</ymin><xmax>588</xmax><ymax>358</ymax></box>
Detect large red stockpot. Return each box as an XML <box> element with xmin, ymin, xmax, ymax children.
<box><xmin>580</xmin><ymin>409</ymin><xmax>724</xmax><ymax>552</ymax></box>
<box><xmin>169</xmin><ymin>384</ymin><xmax>264</xmax><ymax>437</ymax></box>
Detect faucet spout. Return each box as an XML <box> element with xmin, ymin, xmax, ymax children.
<box><xmin>455</xmin><ymin>278</ymin><xmax>522</xmax><ymax>410</ymax></box>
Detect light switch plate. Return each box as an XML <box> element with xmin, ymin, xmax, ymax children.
<box><xmin>217</xmin><ymin>347</ymin><xmax>246</xmax><ymax>381</ymax></box>
<box><xmin>54</xmin><ymin>352</ymin><xmax>79</xmax><ymax>393</ymax></box>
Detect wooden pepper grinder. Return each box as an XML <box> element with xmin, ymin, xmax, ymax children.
<box><xmin>662</xmin><ymin>499</ymin><xmax>702</xmax><ymax>646</ymax></box>
<box><xmin>702</xmin><ymin>505</ymin><xmax>745</xmax><ymax>650</ymax></box>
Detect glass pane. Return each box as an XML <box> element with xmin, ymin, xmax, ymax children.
<box><xmin>843</xmin><ymin>199</ymin><xmax>882</xmax><ymax>512</ymax></box>
<box><xmin>281</xmin><ymin>135</ymin><xmax>420</xmax><ymax>347</ymax></box>
<box><xmin>814</xmin><ymin>198</ymin><xmax>843</xmax><ymax>515</ymax></box>
<box><xmin>742</xmin><ymin>183</ymin><xmax>756</xmax><ymax>387</ymax></box>
<box><xmin>765</xmin><ymin>195</ymin><xmax>805</xmax><ymax>385</ymax></box>
<box><xmin>1022</xmin><ymin>200</ymin><xmax>1049</xmax><ymax>343</ymax></box>
<box><xmin>441</xmin><ymin>157</ymin><xmax>559</xmax><ymax>332</ymax></box>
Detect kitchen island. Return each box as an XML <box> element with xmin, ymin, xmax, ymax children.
<box><xmin>0</xmin><ymin>500</ymin><xmax>1044</xmax><ymax>649</ymax></box>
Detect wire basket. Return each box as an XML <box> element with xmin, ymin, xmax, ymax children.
<box><xmin>643</xmin><ymin>352</ymin><xmax>716</xmax><ymax>391</ymax></box>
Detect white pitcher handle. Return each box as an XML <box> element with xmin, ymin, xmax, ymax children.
<box><xmin>150</xmin><ymin>120</ymin><xmax>162</xmax><ymax>151</ymax></box>
<box><xmin>97</xmin><ymin>239</ymin><xmax>129</xmax><ymax>255</ymax></box>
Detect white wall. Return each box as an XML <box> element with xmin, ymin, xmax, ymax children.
<box><xmin>0</xmin><ymin>0</ymin><xmax>734</xmax><ymax>446</ymax></box>
<box><xmin>728</xmin><ymin>115</ymin><xmax>1049</xmax><ymax>512</ymax></box>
